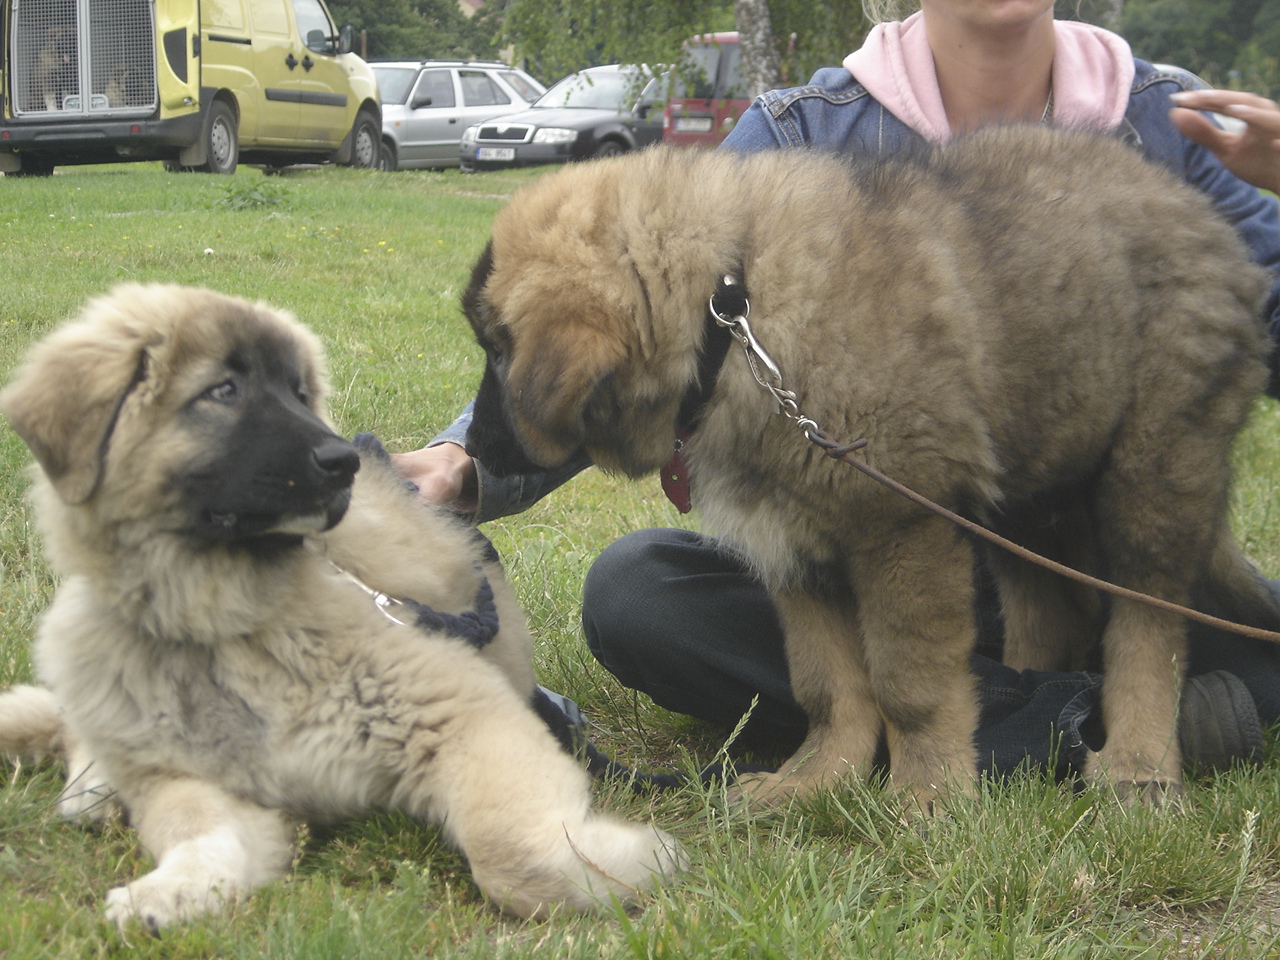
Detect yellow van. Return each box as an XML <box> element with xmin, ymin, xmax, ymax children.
<box><xmin>0</xmin><ymin>0</ymin><xmax>381</xmax><ymax>175</ymax></box>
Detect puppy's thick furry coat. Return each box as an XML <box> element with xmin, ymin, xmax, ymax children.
<box><xmin>463</xmin><ymin>129</ymin><xmax>1280</xmax><ymax>810</ymax></box>
<box><xmin>0</xmin><ymin>285</ymin><xmax>684</xmax><ymax>929</ymax></box>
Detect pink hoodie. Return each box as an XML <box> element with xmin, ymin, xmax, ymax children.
<box><xmin>843</xmin><ymin>12</ymin><xmax>1135</xmax><ymax>143</ymax></box>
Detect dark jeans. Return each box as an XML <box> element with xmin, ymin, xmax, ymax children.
<box><xmin>582</xmin><ymin>528</ymin><xmax>1280</xmax><ymax>777</ymax></box>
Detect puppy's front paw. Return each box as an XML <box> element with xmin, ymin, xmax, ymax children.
<box><xmin>58</xmin><ymin>764</ymin><xmax>118</xmax><ymax>823</ymax></box>
<box><xmin>555</xmin><ymin>819</ymin><xmax>688</xmax><ymax>911</ymax></box>
<box><xmin>104</xmin><ymin>873</ymin><xmax>233</xmax><ymax>933</ymax></box>
<box><xmin>1084</xmin><ymin>750</ymin><xmax>1184</xmax><ymax>810</ymax></box>
<box><xmin>725</xmin><ymin>769</ymin><xmax>814</xmax><ymax>809</ymax></box>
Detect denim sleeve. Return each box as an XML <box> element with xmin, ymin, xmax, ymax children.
<box><xmin>429</xmin><ymin>401</ymin><xmax>593</xmax><ymax>524</ymax></box>
<box><xmin>1183</xmin><ymin>143</ymin><xmax>1280</xmax><ymax>350</ymax></box>
<box><xmin>1132</xmin><ymin>63</ymin><xmax>1280</xmax><ymax>391</ymax></box>
<box><xmin>722</xmin><ymin>99</ymin><xmax>787</xmax><ymax>152</ymax></box>
<box><xmin>429</xmin><ymin>401</ymin><xmax>474</xmax><ymax>448</ymax></box>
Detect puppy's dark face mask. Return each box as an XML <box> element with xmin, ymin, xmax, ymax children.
<box><xmin>176</xmin><ymin>329</ymin><xmax>359</xmax><ymax>543</ymax></box>
<box><xmin>461</xmin><ymin>242</ymin><xmax>585</xmax><ymax>478</ymax></box>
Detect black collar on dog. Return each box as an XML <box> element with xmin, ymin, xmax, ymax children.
<box><xmin>674</xmin><ymin>272</ymin><xmax>747</xmax><ymax>435</ymax></box>
<box><xmin>333</xmin><ymin>561</ymin><xmax>499</xmax><ymax>650</ymax></box>
<box><xmin>662</xmin><ymin>272</ymin><xmax>747</xmax><ymax>514</ymax></box>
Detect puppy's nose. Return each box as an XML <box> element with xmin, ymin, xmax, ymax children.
<box><xmin>312</xmin><ymin>439</ymin><xmax>360</xmax><ymax>482</ymax></box>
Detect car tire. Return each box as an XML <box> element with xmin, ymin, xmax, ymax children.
<box><xmin>6</xmin><ymin>155</ymin><xmax>55</xmax><ymax>177</ymax></box>
<box><xmin>198</xmin><ymin>100</ymin><xmax>239</xmax><ymax>175</ymax></box>
<box><xmin>378</xmin><ymin>139</ymin><xmax>397</xmax><ymax>172</ymax></box>
<box><xmin>591</xmin><ymin>140</ymin><xmax>625</xmax><ymax>159</ymax></box>
<box><xmin>346</xmin><ymin>111</ymin><xmax>380</xmax><ymax>168</ymax></box>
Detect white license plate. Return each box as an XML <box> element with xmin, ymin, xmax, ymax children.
<box><xmin>477</xmin><ymin>147</ymin><xmax>516</xmax><ymax>161</ymax></box>
<box><xmin>675</xmin><ymin>117</ymin><xmax>713</xmax><ymax>132</ymax></box>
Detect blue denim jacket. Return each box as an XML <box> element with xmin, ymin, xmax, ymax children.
<box><xmin>723</xmin><ymin>58</ymin><xmax>1280</xmax><ymax>335</ymax></box>
<box><xmin>439</xmin><ymin>57</ymin><xmax>1280</xmax><ymax>522</ymax></box>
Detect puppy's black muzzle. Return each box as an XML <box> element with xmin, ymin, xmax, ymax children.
<box><xmin>185</xmin><ymin>384</ymin><xmax>360</xmax><ymax>543</ymax></box>
<box><xmin>464</xmin><ymin>359</ymin><xmax>548</xmax><ymax>478</ymax></box>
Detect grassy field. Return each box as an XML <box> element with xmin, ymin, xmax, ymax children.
<box><xmin>1</xmin><ymin>162</ymin><xmax>1279</xmax><ymax>959</ymax></box>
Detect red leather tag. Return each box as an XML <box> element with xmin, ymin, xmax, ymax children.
<box><xmin>660</xmin><ymin>436</ymin><xmax>692</xmax><ymax>514</ymax></box>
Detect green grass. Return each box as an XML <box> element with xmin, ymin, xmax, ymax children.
<box><xmin>1</xmin><ymin>162</ymin><xmax>1280</xmax><ymax>958</ymax></box>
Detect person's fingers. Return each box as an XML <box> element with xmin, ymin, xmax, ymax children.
<box><xmin>1170</xmin><ymin>106</ymin><xmax>1229</xmax><ymax>151</ymax></box>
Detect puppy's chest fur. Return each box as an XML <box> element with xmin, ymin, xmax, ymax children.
<box><xmin>38</xmin><ymin>572</ymin><xmax>468</xmax><ymax>814</ymax></box>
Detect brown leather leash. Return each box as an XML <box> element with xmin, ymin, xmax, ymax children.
<box><xmin>703</xmin><ymin>275</ymin><xmax>1280</xmax><ymax>646</ymax></box>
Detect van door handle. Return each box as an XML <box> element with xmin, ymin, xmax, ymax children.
<box><xmin>285</xmin><ymin>53</ymin><xmax>298</xmax><ymax>69</ymax></box>
<box><xmin>302</xmin><ymin>56</ymin><xmax>314</xmax><ymax>71</ymax></box>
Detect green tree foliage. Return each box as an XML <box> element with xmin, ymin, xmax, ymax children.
<box><xmin>327</xmin><ymin>0</ymin><xmax>501</xmax><ymax>61</ymax></box>
<box><xmin>499</xmin><ymin>0</ymin><xmax>871</xmax><ymax>89</ymax></box>
<box><xmin>497</xmin><ymin>0</ymin><xmax>1280</xmax><ymax>96</ymax></box>
<box><xmin>1120</xmin><ymin>0</ymin><xmax>1280</xmax><ymax>93</ymax></box>
<box><xmin>500</xmin><ymin>0</ymin><xmax>725</xmax><ymax>81</ymax></box>
<box><xmin>768</xmin><ymin>0</ymin><xmax>872</xmax><ymax>81</ymax></box>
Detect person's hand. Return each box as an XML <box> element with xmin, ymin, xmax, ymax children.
<box><xmin>389</xmin><ymin>442</ymin><xmax>478</xmax><ymax>510</ymax></box>
<box><xmin>1170</xmin><ymin>89</ymin><xmax>1280</xmax><ymax>195</ymax></box>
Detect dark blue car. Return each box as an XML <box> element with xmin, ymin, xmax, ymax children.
<box><xmin>459</xmin><ymin>64</ymin><xmax>667</xmax><ymax>171</ymax></box>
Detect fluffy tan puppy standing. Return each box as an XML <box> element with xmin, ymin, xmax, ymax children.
<box><xmin>0</xmin><ymin>284</ymin><xmax>684</xmax><ymax>930</ymax></box>
<box><xmin>463</xmin><ymin>128</ymin><xmax>1280</xmax><ymax>812</ymax></box>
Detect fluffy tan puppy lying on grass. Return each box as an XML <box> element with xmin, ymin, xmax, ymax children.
<box><xmin>0</xmin><ymin>284</ymin><xmax>685</xmax><ymax>931</ymax></box>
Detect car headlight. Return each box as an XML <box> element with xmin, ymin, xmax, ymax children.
<box><xmin>531</xmin><ymin>127</ymin><xmax>578</xmax><ymax>144</ymax></box>
<box><xmin>461</xmin><ymin>125</ymin><xmax>479</xmax><ymax>141</ymax></box>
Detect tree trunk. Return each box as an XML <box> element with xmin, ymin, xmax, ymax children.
<box><xmin>735</xmin><ymin>0</ymin><xmax>782</xmax><ymax>98</ymax></box>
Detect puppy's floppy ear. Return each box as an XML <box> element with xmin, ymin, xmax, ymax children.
<box><xmin>0</xmin><ymin>318</ymin><xmax>151</xmax><ymax>505</ymax></box>
<box><xmin>503</xmin><ymin>319</ymin><xmax>627</xmax><ymax>468</ymax></box>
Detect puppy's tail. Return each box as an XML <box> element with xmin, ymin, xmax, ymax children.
<box><xmin>0</xmin><ymin>684</ymin><xmax>66</xmax><ymax>762</ymax></box>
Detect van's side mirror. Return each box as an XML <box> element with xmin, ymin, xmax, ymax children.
<box><xmin>337</xmin><ymin>24</ymin><xmax>356</xmax><ymax>56</ymax></box>
<box><xmin>410</xmin><ymin>94</ymin><xmax>434</xmax><ymax>109</ymax></box>
<box><xmin>306</xmin><ymin>28</ymin><xmax>330</xmax><ymax>54</ymax></box>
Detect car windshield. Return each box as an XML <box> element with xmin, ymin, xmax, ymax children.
<box><xmin>534</xmin><ymin>70</ymin><xmax>642</xmax><ymax>111</ymax></box>
<box><xmin>500</xmin><ymin>70</ymin><xmax>544</xmax><ymax>102</ymax></box>
<box><xmin>373</xmin><ymin>67</ymin><xmax>416</xmax><ymax>105</ymax></box>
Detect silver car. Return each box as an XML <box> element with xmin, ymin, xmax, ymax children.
<box><xmin>372</xmin><ymin>60</ymin><xmax>545</xmax><ymax>170</ymax></box>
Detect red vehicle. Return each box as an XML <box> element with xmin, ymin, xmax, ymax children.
<box><xmin>663</xmin><ymin>31</ymin><xmax>749</xmax><ymax>147</ymax></box>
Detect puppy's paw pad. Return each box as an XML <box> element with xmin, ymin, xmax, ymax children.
<box><xmin>104</xmin><ymin>876</ymin><xmax>229</xmax><ymax>932</ymax></box>
<box><xmin>725</xmin><ymin>771</ymin><xmax>804</xmax><ymax>809</ymax></box>
<box><xmin>1083</xmin><ymin>752</ymin><xmax>1184</xmax><ymax>810</ymax></box>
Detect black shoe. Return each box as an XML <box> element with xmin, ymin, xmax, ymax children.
<box><xmin>1179</xmin><ymin>670</ymin><xmax>1265</xmax><ymax>771</ymax></box>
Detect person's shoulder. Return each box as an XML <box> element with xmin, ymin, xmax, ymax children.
<box><xmin>1131</xmin><ymin>57</ymin><xmax>1207</xmax><ymax>94</ymax></box>
<box><xmin>758</xmin><ymin>66</ymin><xmax>871</xmax><ymax>111</ymax></box>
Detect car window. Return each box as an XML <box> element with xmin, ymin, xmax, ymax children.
<box><xmin>411</xmin><ymin>70</ymin><xmax>456</xmax><ymax>109</ymax></box>
<box><xmin>719</xmin><ymin>43</ymin><xmax>747</xmax><ymax>99</ymax></box>
<box><xmin>640</xmin><ymin>75</ymin><xmax>670</xmax><ymax>104</ymax></box>
<box><xmin>373</xmin><ymin>67</ymin><xmax>416</xmax><ymax>105</ymax></box>
<box><xmin>292</xmin><ymin>0</ymin><xmax>335</xmax><ymax>54</ymax></box>
<box><xmin>459</xmin><ymin>71</ymin><xmax>510</xmax><ymax>107</ymax></box>
<box><xmin>678</xmin><ymin>43</ymin><xmax>720</xmax><ymax>99</ymax></box>
<box><xmin>499</xmin><ymin>71</ymin><xmax>541</xmax><ymax>102</ymax></box>
<box><xmin>536</xmin><ymin>71</ymin><xmax>635</xmax><ymax>111</ymax></box>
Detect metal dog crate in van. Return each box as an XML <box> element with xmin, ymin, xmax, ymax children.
<box><xmin>10</xmin><ymin>0</ymin><xmax>157</xmax><ymax>117</ymax></box>
<box><xmin>2</xmin><ymin>0</ymin><xmax>380</xmax><ymax>174</ymax></box>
